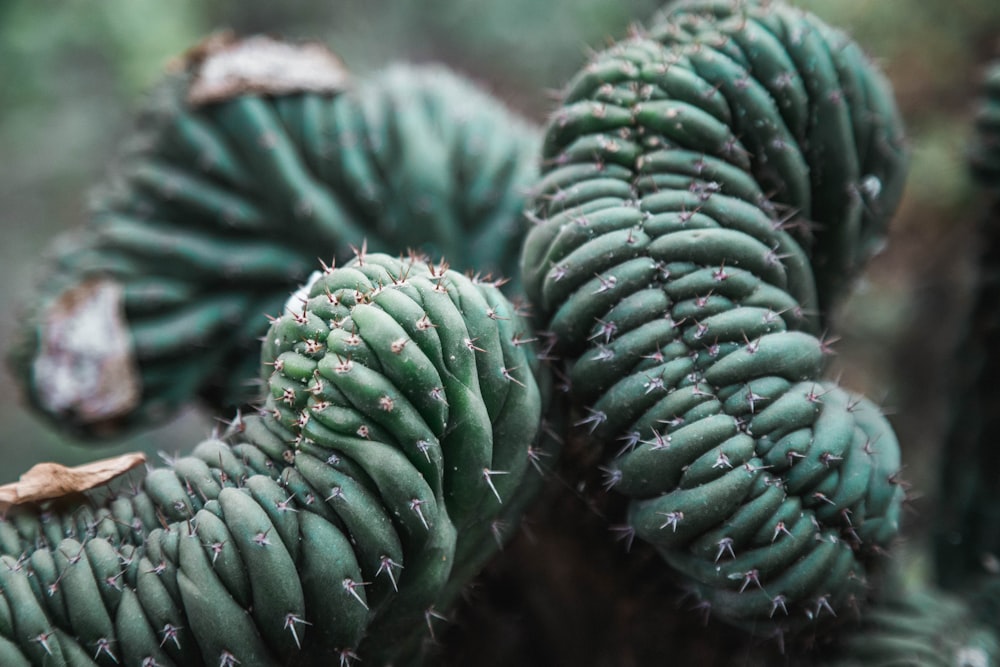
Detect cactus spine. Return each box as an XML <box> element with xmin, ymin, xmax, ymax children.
<box><xmin>521</xmin><ymin>0</ymin><xmax>907</xmax><ymax>633</ymax></box>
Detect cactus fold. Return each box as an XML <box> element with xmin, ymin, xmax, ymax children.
<box><xmin>0</xmin><ymin>253</ymin><xmax>550</xmax><ymax>666</ymax></box>
<box><xmin>9</xmin><ymin>35</ymin><xmax>540</xmax><ymax>438</ymax></box>
<box><xmin>520</xmin><ymin>0</ymin><xmax>907</xmax><ymax>633</ymax></box>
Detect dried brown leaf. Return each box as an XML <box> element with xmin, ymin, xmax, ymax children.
<box><xmin>0</xmin><ymin>452</ymin><xmax>146</xmax><ymax>508</ymax></box>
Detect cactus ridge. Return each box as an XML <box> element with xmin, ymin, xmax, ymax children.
<box><xmin>0</xmin><ymin>253</ymin><xmax>550</xmax><ymax>666</ymax></box>
<box><xmin>11</xmin><ymin>45</ymin><xmax>540</xmax><ymax>438</ymax></box>
<box><xmin>521</xmin><ymin>0</ymin><xmax>907</xmax><ymax>632</ymax></box>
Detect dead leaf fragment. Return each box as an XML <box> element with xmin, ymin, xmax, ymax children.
<box><xmin>32</xmin><ymin>278</ymin><xmax>141</xmax><ymax>426</ymax></box>
<box><xmin>0</xmin><ymin>452</ymin><xmax>146</xmax><ymax>508</ymax></box>
<box><xmin>184</xmin><ymin>33</ymin><xmax>351</xmax><ymax>106</ymax></box>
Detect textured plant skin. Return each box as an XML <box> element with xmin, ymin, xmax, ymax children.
<box><xmin>8</xmin><ymin>35</ymin><xmax>540</xmax><ymax>439</ymax></box>
<box><xmin>0</xmin><ymin>253</ymin><xmax>551</xmax><ymax>667</ymax></box>
<box><xmin>520</xmin><ymin>0</ymin><xmax>907</xmax><ymax>634</ymax></box>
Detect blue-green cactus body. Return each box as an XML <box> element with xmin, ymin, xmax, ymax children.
<box><xmin>0</xmin><ymin>253</ymin><xmax>551</xmax><ymax>666</ymax></box>
<box><xmin>521</xmin><ymin>0</ymin><xmax>907</xmax><ymax>633</ymax></box>
<box><xmin>10</xmin><ymin>36</ymin><xmax>540</xmax><ymax>438</ymax></box>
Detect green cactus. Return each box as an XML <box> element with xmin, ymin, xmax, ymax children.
<box><xmin>936</xmin><ymin>58</ymin><xmax>1000</xmax><ymax>593</ymax></box>
<box><xmin>520</xmin><ymin>0</ymin><xmax>907</xmax><ymax>634</ymax></box>
<box><xmin>8</xmin><ymin>34</ymin><xmax>540</xmax><ymax>439</ymax></box>
<box><xmin>825</xmin><ymin>577</ymin><xmax>1000</xmax><ymax>666</ymax></box>
<box><xmin>0</xmin><ymin>253</ymin><xmax>551</xmax><ymax>666</ymax></box>
<box><xmin>5</xmin><ymin>2</ymin><xmax>971</xmax><ymax>664</ymax></box>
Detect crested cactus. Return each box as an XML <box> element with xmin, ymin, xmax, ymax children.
<box><xmin>9</xmin><ymin>34</ymin><xmax>540</xmax><ymax>438</ymax></box>
<box><xmin>520</xmin><ymin>0</ymin><xmax>907</xmax><ymax>634</ymax></box>
<box><xmin>0</xmin><ymin>253</ymin><xmax>551</xmax><ymax>666</ymax></box>
<box><xmin>10</xmin><ymin>1</ymin><xmax>984</xmax><ymax>664</ymax></box>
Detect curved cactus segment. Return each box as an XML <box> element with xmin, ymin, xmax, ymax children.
<box><xmin>0</xmin><ymin>253</ymin><xmax>550</xmax><ymax>666</ymax></box>
<box><xmin>10</xmin><ymin>35</ymin><xmax>540</xmax><ymax>438</ymax></box>
<box><xmin>520</xmin><ymin>0</ymin><xmax>907</xmax><ymax>634</ymax></box>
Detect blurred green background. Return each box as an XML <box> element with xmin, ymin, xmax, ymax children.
<box><xmin>1</xmin><ymin>0</ymin><xmax>999</xmax><ymax>562</ymax></box>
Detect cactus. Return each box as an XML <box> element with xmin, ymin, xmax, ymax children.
<box><xmin>520</xmin><ymin>0</ymin><xmax>907</xmax><ymax>634</ymax></box>
<box><xmin>0</xmin><ymin>253</ymin><xmax>551</xmax><ymax>666</ymax></box>
<box><xmin>936</xmin><ymin>59</ymin><xmax>1000</xmax><ymax>592</ymax></box>
<box><xmin>8</xmin><ymin>34</ymin><xmax>540</xmax><ymax>439</ymax></box>
<box><xmin>10</xmin><ymin>2</ymin><xmax>982</xmax><ymax>665</ymax></box>
<box><xmin>825</xmin><ymin>578</ymin><xmax>1000</xmax><ymax>666</ymax></box>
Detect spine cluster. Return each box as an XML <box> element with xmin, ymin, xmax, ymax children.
<box><xmin>521</xmin><ymin>0</ymin><xmax>907</xmax><ymax>632</ymax></box>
